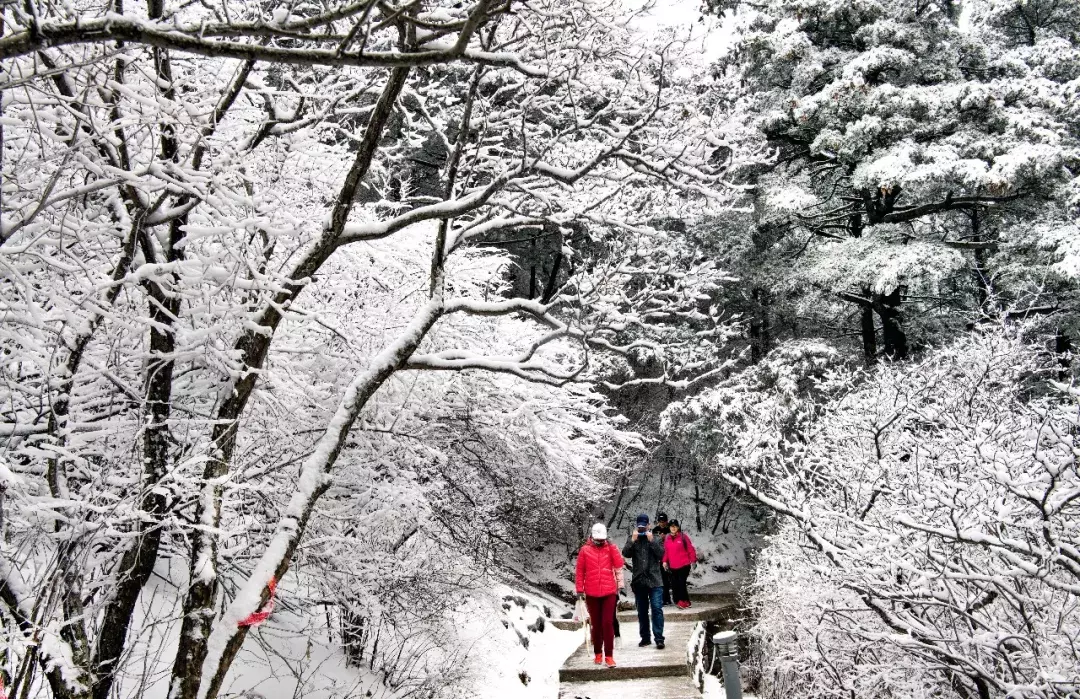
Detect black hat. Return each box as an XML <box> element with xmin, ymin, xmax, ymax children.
<box><xmin>656</xmin><ymin>512</ymin><xmax>668</xmax><ymax>522</ymax></box>
<box><xmin>668</xmin><ymin>519</ymin><xmax>681</xmax><ymax>529</ymax></box>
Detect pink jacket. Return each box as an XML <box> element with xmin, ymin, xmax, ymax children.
<box><xmin>663</xmin><ymin>532</ymin><xmax>697</xmax><ymax>570</ymax></box>
<box><xmin>575</xmin><ymin>540</ymin><xmax>625</xmax><ymax>597</ymax></box>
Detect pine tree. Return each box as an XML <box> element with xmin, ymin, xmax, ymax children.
<box><xmin>706</xmin><ymin>0</ymin><xmax>1080</xmax><ymax>360</ymax></box>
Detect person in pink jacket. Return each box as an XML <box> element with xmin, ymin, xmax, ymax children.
<box><xmin>661</xmin><ymin>519</ymin><xmax>697</xmax><ymax>608</ymax></box>
<box><xmin>574</xmin><ymin>522</ymin><xmax>625</xmax><ymax>667</ymax></box>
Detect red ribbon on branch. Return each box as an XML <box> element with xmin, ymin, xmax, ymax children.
<box><xmin>237</xmin><ymin>577</ymin><xmax>277</xmax><ymax>628</ymax></box>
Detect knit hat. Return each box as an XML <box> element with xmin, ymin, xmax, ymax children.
<box><xmin>591</xmin><ymin>522</ymin><xmax>608</xmax><ymax>540</ymax></box>
<box><xmin>635</xmin><ymin>513</ymin><xmax>650</xmax><ymax>527</ymax></box>
<box><xmin>657</xmin><ymin>512</ymin><xmax>669</xmax><ymax>523</ymax></box>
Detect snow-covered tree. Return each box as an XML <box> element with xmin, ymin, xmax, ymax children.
<box><xmin>717</xmin><ymin>330</ymin><xmax>1080</xmax><ymax>698</ymax></box>
<box><xmin>0</xmin><ymin>1</ymin><xmax>751</xmax><ymax>697</ymax></box>
<box><xmin>704</xmin><ymin>0</ymin><xmax>1080</xmax><ymax>361</ymax></box>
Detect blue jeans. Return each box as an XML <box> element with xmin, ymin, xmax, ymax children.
<box><xmin>633</xmin><ymin>585</ymin><xmax>664</xmax><ymax>643</ymax></box>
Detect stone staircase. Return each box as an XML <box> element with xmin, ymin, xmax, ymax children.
<box><xmin>556</xmin><ymin>582</ymin><xmax>742</xmax><ymax>698</ymax></box>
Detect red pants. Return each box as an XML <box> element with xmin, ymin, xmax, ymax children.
<box><xmin>586</xmin><ymin>594</ymin><xmax>617</xmax><ymax>656</ymax></box>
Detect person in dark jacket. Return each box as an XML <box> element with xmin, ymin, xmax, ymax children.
<box><xmin>622</xmin><ymin>513</ymin><xmax>666</xmax><ymax>649</ymax></box>
<box><xmin>653</xmin><ymin>512</ymin><xmax>672</xmax><ymax>605</ymax></box>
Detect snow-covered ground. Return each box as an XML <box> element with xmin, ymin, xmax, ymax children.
<box><xmin>685</xmin><ymin>521</ymin><xmax>760</xmax><ymax>590</ymax></box>
<box><xmin>464</xmin><ymin>585</ymin><xmax>584</xmax><ymax>699</ymax></box>
<box><xmin>93</xmin><ymin>556</ymin><xmax>584</xmax><ymax>699</ymax></box>
<box><xmin>703</xmin><ymin>674</ymin><xmax>758</xmax><ymax>699</ymax></box>
<box><xmin>106</xmin><ymin>558</ymin><xmax>386</xmax><ymax>699</ymax></box>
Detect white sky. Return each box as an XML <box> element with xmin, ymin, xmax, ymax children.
<box><xmin>622</xmin><ymin>0</ymin><xmax>736</xmax><ymax>64</ymax></box>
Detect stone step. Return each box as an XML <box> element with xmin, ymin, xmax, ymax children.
<box><xmin>553</xmin><ymin>599</ymin><xmax>737</xmax><ymax>631</ymax></box>
<box><xmin>687</xmin><ymin>591</ymin><xmax>737</xmax><ymax>604</ymax></box>
<box><xmin>560</xmin><ymin>662</ymin><xmax>686</xmax><ymax>683</ymax></box>
<box><xmin>559</xmin><ymin>620</ymin><xmax>695</xmax><ymax>683</ymax></box>
<box><xmin>616</xmin><ymin>600</ymin><xmax>736</xmax><ymax>623</ymax></box>
<box><xmin>557</xmin><ymin>584</ymin><xmax>748</xmax><ymax>698</ymax></box>
<box><xmin>559</xmin><ymin>676</ymin><xmax>701</xmax><ymax>699</ymax></box>
<box><xmin>689</xmin><ymin>579</ymin><xmax>744</xmax><ymax>601</ymax></box>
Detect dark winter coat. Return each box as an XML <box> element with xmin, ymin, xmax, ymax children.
<box><xmin>622</xmin><ymin>533</ymin><xmax>665</xmax><ymax>589</ymax></box>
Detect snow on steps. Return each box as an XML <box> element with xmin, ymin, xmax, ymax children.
<box><xmin>559</xmin><ymin>615</ymin><xmax>699</xmax><ymax>682</ymax></box>
<box><xmin>557</xmin><ymin>584</ymin><xmax>744</xmax><ymax>696</ymax></box>
<box><xmin>560</xmin><ymin>678</ymin><xmax>761</xmax><ymax>699</ymax></box>
<box><xmin>559</xmin><ymin>676</ymin><xmax>701</xmax><ymax>698</ymax></box>
<box><xmin>552</xmin><ymin>583</ymin><xmax>740</xmax><ymax>631</ymax></box>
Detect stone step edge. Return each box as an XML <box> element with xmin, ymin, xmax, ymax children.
<box><xmin>614</xmin><ymin>606</ymin><xmax>732</xmax><ymax>621</ymax></box>
<box><xmin>559</xmin><ymin>663</ymin><xmax>687</xmax><ymax>682</ymax></box>
<box><xmin>553</xmin><ymin>604</ymin><xmax>736</xmax><ymax>630</ymax></box>
<box><xmin>689</xmin><ymin>592</ymin><xmax>738</xmax><ymax>602</ymax></box>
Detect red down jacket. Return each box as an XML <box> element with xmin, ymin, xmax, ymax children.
<box><xmin>663</xmin><ymin>532</ymin><xmax>697</xmax><ymax>570</ymax></box>
<box><xmin>575</xmin><ymin>540</ymin><xmax>625</xmax><ymax>597</ymax></box>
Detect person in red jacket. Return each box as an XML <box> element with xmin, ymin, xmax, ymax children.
<box><xmin>661</xmin><ymin>519</ymin><xmax>697</xmax><ymax>609</ymax></box>
<box><xmin>575</xmin><ymin>522</ymin><xmax>625</xmax><ymax>667</ymax></box>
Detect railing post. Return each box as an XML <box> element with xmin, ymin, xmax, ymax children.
<box><xmin>711</xmin><ymin>630</ymin><xmax>742</xmax><ymax>699</ymax></box>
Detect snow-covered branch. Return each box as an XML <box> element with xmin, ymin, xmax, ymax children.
<box><xmin>686</xmin><ymin>332</ymin><xmax>1080</xmax><ymax>697</ymax></box>
<box><xmin>0</xmin><ymin>15</ymin><xmax>544</xmax><ymax>76</ymax></box>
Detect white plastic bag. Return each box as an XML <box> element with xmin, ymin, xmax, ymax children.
<box><xmin>573</xmin><ymin>599</ymin><xmax>591</xmax><ymax>643</ymax></box>
<box><xmin>573</xmin><ymin>599</ymin><xmax>588</xmax><ymax>623</ymax></box>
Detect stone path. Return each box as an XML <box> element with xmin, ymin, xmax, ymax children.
<box><xmin>555</xmin><ymin>582</ymin><xmax>742</xmax><ymax>699</ymax></box>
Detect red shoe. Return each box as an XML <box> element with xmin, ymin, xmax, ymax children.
<box><xmin>594</xmin><ymin>653</ymin><xmax>602</xmax><ymax>665</ymax></box>
<box><xmin>605</xmin><ymin>656</ymin><xmax>617</xmax><ymax>668</ymax></box>
<box><xmin>677</xmin><ymin>600</ymin><xmax>690</xmax><ymax>609</ymax></box>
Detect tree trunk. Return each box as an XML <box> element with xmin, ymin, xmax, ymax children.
<box><xmin>693</xmin><ymin>457</ymin><xmax>702</xmax><ymax>532</ymax></box>
<box><xmin>969</xmin><ymin>212</ymin><xmax>995</xmax><ymax>312</ymax></box>
<box><xmin>541</xmin><ymin>250</ymin><xmax>564</xmax><ymax>304</ymax></box>
<box><xmin>1</xmin><ymin>561</ymin><xmax>90</xmax><ymax>699</ymax></box>
<box><xmin>95</xmin><ymin>25</ymin><xmax>186</xmax><ymax>695</ymax></box>
<box><xmin>93</xmin><ymin>216</ymin><xmax>183</xmax><ymax>699</ymax></box>
<box><xmin>196</xmin><ymin>294</ymin><xmax>446</xmax><ymax>699</ymax></box>
<box><xmin>168</xmin><ymin>65</ymin><xmax>411</xmax><ymax>699</ymax></box>
<box><xmin>1056</xmin><ymin>329</ymin><xmax>1072</xmax><ymax>382</ymax></box>
<box><xmin>529</xmin><ymin>237</ymin><xmax>537</xmax><ymax>298</ymax></box>
<box><xmin>860</xmin><ymin>289</ymin><xmax>877</xmax><ymax>363</ymax></box>
<box><xmin>873</xmin><ymin>288</ymin><xmax>908</xmax><ymax>360</ymax></box>
<box><xmin>749</xmin><ymin>286</ymin><xmax>771</xmax><ymax>363</ymax></box>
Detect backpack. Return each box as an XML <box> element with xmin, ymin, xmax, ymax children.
<box><xmin>677</xmin><ymin>533</ymin><xmax>697</xmax><ymax>563</ymax></box>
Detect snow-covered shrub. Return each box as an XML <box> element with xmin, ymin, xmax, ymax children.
<box><xmin>662</xmin><ymin>340</ymin><xmax>857</xmax><ymax>477</ymax></box>
<box><xmin>0</xmin><ymin>0</ymin><xmax>752</xmax><ymax>694</ymax></box>
<box><xmin>732</xmin><ymin>330</ymin><xmax>1080</xmax><ymax>698</ymax></box>
<box><xmin>703</xmin><ymin>0</ymin><xmax>1080</xmax><ymax>362</ymax></box>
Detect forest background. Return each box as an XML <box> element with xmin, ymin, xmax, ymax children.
<box><xmin>0</xmin><ymin>0</ymin><xmax>1077</xmax><ymax>697</ymax></box>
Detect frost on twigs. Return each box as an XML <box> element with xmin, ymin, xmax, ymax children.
<box><xmin>722</xmin><ymin>330</ymin><xmax>1080</xmax><ymax>698</ymax></box>
<box><xmin>0</xmin><ymin>0</ymin><xmax>748</xmax><ymax>696</ymax></box>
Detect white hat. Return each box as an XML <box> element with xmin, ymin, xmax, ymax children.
<box><xmin>591</xmin><ymin>523</ymin><xmax>608</xmax><ymax>540</ymax></box>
